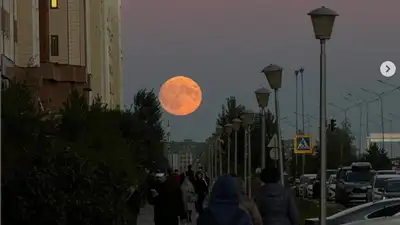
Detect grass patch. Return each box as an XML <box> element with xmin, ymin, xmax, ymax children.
<box><xmin>296</xmin><ymin>198</ymin><xmax>345</xmax><ymax>224</ymax></box>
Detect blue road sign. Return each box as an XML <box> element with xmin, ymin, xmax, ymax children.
<box><xmin>294</xmin><ymin>135</ymin><xmax>312</xmax><ymax>154</ymax></box>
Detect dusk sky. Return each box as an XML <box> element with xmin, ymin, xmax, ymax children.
<box><xmin>122</xmin><ymin>0</ymin><xmax>400</xmax><ymax>144</ymax></box>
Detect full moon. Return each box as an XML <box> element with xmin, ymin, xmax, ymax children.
<box><xmin>159</xmin><ymin>76</ymin><xmax>202</xmax><ymax>116</ymax></box>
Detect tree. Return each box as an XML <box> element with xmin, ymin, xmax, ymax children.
<box><xmin>2</xmin><ymin>81</ymin><xmax>169</xmax><ymax>224</ymax></box>
<box><xmin>304</xmin><ymin>121</ymin><xmax>358</xmax><ymax>173</ymax></box>
<box><xmin>363</xmin><ymin>143</ymin><xmax>392</xmax><ymax>170</ymax></box>
<box><xmin>215</xmin><ymin>96</ymin><xmax>277</xmax><ymax>175</ymax></box>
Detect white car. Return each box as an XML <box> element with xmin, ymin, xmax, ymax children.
<box><xmin>368</xmin><ymin>174</ymin><xmax>400</xmax><ymax>202</ymax></box>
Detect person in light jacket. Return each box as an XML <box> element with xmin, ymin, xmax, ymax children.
<box><xmin>255</xmin><ymin>167</ymin><xmax>299</xmax><ymax>225</ymax></box>
<box><xmin>232</xmin><ymin>174</ymin><xmax>263</xmax><ymax>225</ymax></box>
<box><xmin>181</xmin><ymin>175</ymin><xmax>196</xmax><ymax>223</ymax></box>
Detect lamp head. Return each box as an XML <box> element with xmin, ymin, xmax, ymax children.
<box><xmin>299</xmin><ymin>67</ymin><xmax>304</xmax><ymax>73</ymax></box>
<box><xmin>224</xmin><ymin>123</ymin><xmax>233</xmax><ymax>134</ymax></box>
<box><xmin>243</xmin><ymin>109</ymin><xmax>255</xmax><ymax>125</ymax></box>
<box><xmin>216</xmin><ymin>126</ymin><xmax>223</xmax><ymax>135</ymax></box>
<box><xmin>232</xmin><ymin>118</ymin><xmax>241</xmax><ymax>131</ymax></box>
<box><xmin>308</xmin><ymin>6</ymin><xmax>338</xmax><ymax>40</ymax></box>
<box><xmin>255</xmin><ymin>87</ymin><xmax>271</xmax><ymax>108</ymax></box>
<box><xmin>261</xmin><ymin>64</ymin><xmax>283</xmax><ymax>89</ymax></box>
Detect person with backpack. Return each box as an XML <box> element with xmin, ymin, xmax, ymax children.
<box><xmin>254</xmin><ymin>167</ymin><xmax>299</xmax><ymax>225</ymax></box>
<box><xmin>197</xmin><ymin>174</ymin><xmax>253</xmax><ymax>225</ymax></box>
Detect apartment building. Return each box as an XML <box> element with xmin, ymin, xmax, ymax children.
<box><xmin>1</xmin><ymin>0</ymin><xmax>122</xmax><ymax>109</ymax></box>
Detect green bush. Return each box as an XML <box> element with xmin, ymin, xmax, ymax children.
<box><xmin>1</xmin><ymin>81</ymin><xmax>167</xmax><ymax>224</ymax></box>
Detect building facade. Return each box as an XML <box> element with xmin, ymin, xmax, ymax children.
<box><xmin>1</xmin><ymin>0</ymin><xmax>122</xmax><ymax>109</ymax></box>
<box><xmin>166</xmin><ymin>139</ymin><xmax>208</xmax><ymax>172</ymax></box>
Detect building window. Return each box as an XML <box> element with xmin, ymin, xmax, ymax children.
<box><xmin>50</xmin><ymin>0</ymin><xmax>58</xmax><ymax>9</ymax></box>
<box><xmin>50</xmin><ymin>35</ymin><xmax>59</xmax><ymax>56</ymax></box>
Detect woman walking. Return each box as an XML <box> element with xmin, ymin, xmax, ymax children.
<box><xmin>181</xmin><ymin>175</ymin><xmax>196</xmax><ymax>223</ymax></box>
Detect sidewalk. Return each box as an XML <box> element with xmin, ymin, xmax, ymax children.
<box><xmin>137</xmin><ymin>204</ymin><xmax>199</xmax><ymax>225</ymax></box>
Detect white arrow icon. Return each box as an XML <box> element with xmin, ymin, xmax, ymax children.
<box><xmin>380</xmin><ymin>61</ymin><xmax>396</xmax><ymax>77</ymax></box>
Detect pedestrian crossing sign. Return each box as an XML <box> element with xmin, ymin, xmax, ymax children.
<box><xmin>294</xmin><ymin>135</ymin><xmax>312</xmax><ymax>154</ymax></box>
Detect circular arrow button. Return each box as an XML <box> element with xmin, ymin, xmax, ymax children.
<box><xmin>380</xmin><ymin>61</ymin><xmax>396</xmax><ymax>77</ymax></box>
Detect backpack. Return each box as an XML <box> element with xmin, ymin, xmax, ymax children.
<box><xmin>198</xmin><ymin>208</ymin><xmax>250</xmax><ymax>225</ymax></box>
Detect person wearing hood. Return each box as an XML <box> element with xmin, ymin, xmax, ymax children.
<box><xmin>197</xmin><ymin>174</ymin><xmax>252</xmax><ymax>225</ymax></box>
<box><xmin>231</xmin><ymin>174</ymin><xmax>263</xmax><ymax>225</ymax></box>
<box><xmin>255</xmin><ymin>167</ymin><xmax>299</xmax><ymax>225</ymax></box>
<box><xmin>181</xmin><ymin>175</ymin><xmax>196</xmax><ymax>223</ymax></box>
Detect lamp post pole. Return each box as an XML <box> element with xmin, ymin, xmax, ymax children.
<box><xmin>255</xmin><ymin>87</ymin><xmax>271</xmax><ymax>169</ymax></box>
<box><xmin>308</xmin><ymin>6</ymin><xmax>338</xmax><ymax>225</ymax></box>
<box><xmin>299</xmin><ymin>68</ymin><xmax>306</xmax><ymax>176</ymax></box>
<box><xmin>232</xmin><ymin>118</ymin><xmax>241</xmax><ymax>174</ymax></box>
<box><xmin>261</xmin><ymin>64</ymin><xmax>285</xmax><ymax>185</ymax></box>
<box><xmin>295</xmin><ymin>70</ymin><xmax>299</xmax><ymax>177</ymax></box>
<box><xmin>361</xmin><ymin>88</ymin><xmax>385</xmax><ymax>149</ymax></box>
<box><xmin>242</xmin><ymin>121</ymin><xmax>249</xmax><ymax>194</ymax></box>
<box><xmin>225</xmin><ymin>124</ymin><xmax>233</xmax><ymax>173</ymax></box>
<box><xmin>243</xmin><ymin>110</ymin><xmax>255</xmax><ymax>197</ymax></box>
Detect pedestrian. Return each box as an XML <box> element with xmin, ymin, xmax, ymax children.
<box><xmin>197</xmin><ymin>174</ymin><xmax>252</xmax><ymax>225</ymax></box>
<box><xmin>181</xmin><ymin>175</ymin><xmax>196</xmax><ymax>223</ymax></box>
<box><xmin>186</xmin><ymin>165</ymin><xmax>196</xmax><ymax>183</ymax></box>
<box><xmin>148</xmin><ymin>172</ymin><xmax>187</xmax><ymax>225</ymax></box>
<box><xmin>255</xmin><ymin>167</ymin><xmax>299</xmax><ymax>225</ymax></box>
<box><xmin>125</xmin><ymin>185</ymin><xmax>141</xmax><ymax>225</ymax></box>
<box><xmin>251</xmin><ymin>169</ymin><xmax>264</xmax><ymax>197</ymax></box>
<box><xmin>194</xmin><ymin>171</ymin><xmax>208</xmax><ymax>214</ymax></box>
<box><xmin>231</xmin><ymin>174</ymin><xmax>263</xmax><ymax>225</ymax></box>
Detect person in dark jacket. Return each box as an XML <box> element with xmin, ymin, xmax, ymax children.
<box><xmin>255</xmin><ymin>167</ymin><xmax>299</xmax><ymax>225</ymax></box>
<box><xmin>186</xmin><ymin>165</ymin><xmax>196</xmax><ymax>183</ymax></box>
<box><xmin>197</xmin><ymin>175</ymin><xmax>252</xmax><ymax>225</ymax></box>
<box><xmin>148</xmin><ymin>173</ymin><xmax>187</xmax><ymax>225</ymax></box>
<box><xmin>194</xmin><ymin>171</ymin><xmax>208</xmax><ymax>213</ymax></box>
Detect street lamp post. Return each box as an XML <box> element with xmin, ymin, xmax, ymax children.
<box><xmin>241</xmin><ymin>119</ymin><xmax>249</xmax><ymax>194</ymax></box>
<box><xmin>294</xmin><ymin>70</ymin><xmax>299</xmax><ymax>177</ymax></box>
<box><xmin>308</xmin><ymin>6</ymin><xmax>338</xmax><ymax>225</ymax></box>
<box><xmin>212</xmin><ymin>133</ymin><xmax>218</xmax><ymax>179</ymax></box>
<box><xmin>261</xmin><ymin>64</ymin><xmax>285</xmax><ymax>185</ymax></box>
<box><xmin>225</xmin><ymin>123</ymin><xmax>233</xmax><ymax>173</ymax></box>
<box><xmin>360</xmin><ymin>88</ymin><xmax>385</xmax><ymax>149</ymax></box>
<box><xmin>232</xmin><ymin>118</ymin><xmax>241</xmax><ymax>174</ymax></box>
<box><xmin>299</xmin><ymin>68</ymin><xmax>306</xmax><ymax>177</ymax></box>
<box><xmin>255</xmin><ymin>87</ymin><xmax>271</xmax><ymax>169</ymax></box>
<box><xmin>216</xmin><ymin>126</ymin><xmax>223</xmax><ymax>175</ymax></box>
<box><xmin>243</xmin><ymin>110</ymin><xmax>255</xmax><ymax>197</ymax></box>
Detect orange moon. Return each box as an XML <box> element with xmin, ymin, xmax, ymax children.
<box><xmin>159</xmin><ymin>76</ymin><xmax>202</xmax><ymax>116</ymax></box>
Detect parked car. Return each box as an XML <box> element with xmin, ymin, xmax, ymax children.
<box><xmin>327</xmin><ymin>169</ymin><xmax>338</xmax><ymax>180</ymax></box>
<box><xmin>376</xmin><ymin>170</ymin><xmax>397</xmax><ymax>175</ymax></box>
<box><xmin>336</xmin><ymin>162</ymin><xmax>374</xmax><ymax>206</ymax></box>
<box><xmin>367</xmin><ymin>174</ymin><xmax>400</xmax><ymax>202</ymax></box>
<box><xmin>304</xmin><ymin>198</ymin><xmax>400</xmax><ymax>225</ymax></box>
<box><xmin>297</xmin><ymin>174</ymin><xmax>317</xmax><ymax>197</ymax></box>
<box><xmin>383</xmin><ymin>178</ymin><xmax>400</xmax><ymax>199</ymax></box>
<box><xmin>328</xmin><ymin>174</ymin><xmax>337</xmax><ymax>201</ymax></box>
<box><xmin>342</xmin><ymin>216</ymin><xmax>400</xmax><ymax>225</ymax></box>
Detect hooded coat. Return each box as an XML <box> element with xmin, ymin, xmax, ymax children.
<box><xmin>197</xmin><ymin>175</ymin><xmax>252</xmax><ymax>225</ymax></box>
<box><xmin>255</xmin><ymin>183</ymin><xmax>299</xmax><ymax>225</ymax></box>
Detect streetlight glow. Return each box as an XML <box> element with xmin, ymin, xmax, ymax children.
<box><xmin>308</xmin><ymin>6</ymin><xmax>339</xmax><ymax>40</ymax></box>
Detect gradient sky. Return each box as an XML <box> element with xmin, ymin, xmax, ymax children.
<box><xmin>122</xmin><ymin>0</ymin><xmax>400</xmax><ymax>143</ymax></box>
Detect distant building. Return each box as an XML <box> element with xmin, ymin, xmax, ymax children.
<box><xmin>164</xmin><ymin>139</ymin><xmax>207</xmax><ymax>172</ymax></box>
